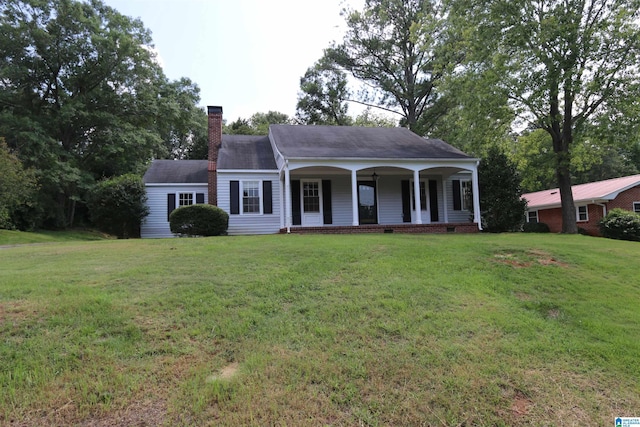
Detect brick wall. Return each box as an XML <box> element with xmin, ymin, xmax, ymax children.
<box><xmin>607</xmin><ymin>185</ymin><xmax>640</xmax><ymax>212</ymax></box>
<box><xmin>207</xmin><ymin>106</ymin><xmax>223</xmax><ymax>206</ymax></box>
<box><xmin>535</xmin><ymin>184</ymin><xmax>640</xmax><ymax>235</ymax></box>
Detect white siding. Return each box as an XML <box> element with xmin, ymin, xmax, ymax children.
<box><xmin>446</xmin><ymin>172</ymin><xmax>474</xmax><ymax>223</ymax></box>
<box><xmin>218</xmin><ymin>171</ymin><xmax>281</xmax><ymax>235</ymax></box>
<box><xmin>141</xmin><ymin>184</ymin><xmax>208</xmax><ymax>238</ymax></box>
<box><xmin>377</xmin><ymin>176</ymin><xmax>405</xmax><ymax>225</ymax></box>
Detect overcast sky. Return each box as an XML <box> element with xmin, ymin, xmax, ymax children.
<box><xmin>101</xmin><ymin>0</ymin><xmax>361</xmax><ymax>123</ymax></box>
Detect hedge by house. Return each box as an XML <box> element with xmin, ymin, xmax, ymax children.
<box><xmin>88</xmin><ymin>174</ymin><xmax>149</xmax><ymax>238</ymax></box>
<box><xmin>599</xmin><ymin>208</ymin><xmax>640</xmax><ymax>242</ymax></box>
<box><xmin>169</xmin><ymin>204</ymin><xmax>228</xmax><ymax>236</ymax></box>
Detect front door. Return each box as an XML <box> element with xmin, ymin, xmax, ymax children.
<box><xmin>358</xmin><ymin>181</ymin><xmax>378</xmax><ymax>224</ymax></box>
<box><xmin>301</xmin><ymin>180</ymin><xmax>322</xmax><ymax>226</ymax></box>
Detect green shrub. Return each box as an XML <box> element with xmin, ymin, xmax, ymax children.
<box><xmin>169</xmin><ymin>204</ymin><xmax>228</xmax><ymax>236</ymax></box>
<box><xmin>478</xmin><ymin>146</ymin><xmax>527</xmax><ymax>232</ymax></box>
<box><xmin>522</xmin><ymin>222</ymin><xmax>550</xmax><ymax>233</ymax></box>
<box><xmin>599</xmin><ymin>208</ymin><xmax>640</xmax><ymax>242</ymax></box>
<box><xmin>87</xmin><ymin>174</ymin><xmax>149</xmax><ymax>238</ymax></box>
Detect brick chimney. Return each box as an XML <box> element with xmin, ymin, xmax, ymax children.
<box><xmin>207</xmin><ymin>106</ymin><xmax>223</xmax><ymax>206</ymax></box>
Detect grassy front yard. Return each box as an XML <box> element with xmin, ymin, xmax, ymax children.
<box><xmin>1</xmin><ymin>233</ymin><xmax>639</xmax><ymax>425</ymax></box>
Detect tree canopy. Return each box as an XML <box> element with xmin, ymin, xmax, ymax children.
<box><xmin>0</xmin><ymin>0</ymin><xmax>206</xmax><ymax>229</ymax></box>
<box><xmin>309</xmin><ymin>0</ymin><xmax>461</xmax><ymax>135</ymax></box>
<box><xmin>455</xmin><ymin>0</ymin><xmax>640</xmax><ymax>232</ymax></box>
<box><xmin>224</xmin><ymin>111</ymin><xmax>292</xmax><ymax>135</ymax></box>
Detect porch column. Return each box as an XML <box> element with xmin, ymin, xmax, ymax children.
<box><xmin>284</xmin><ymin>165</ymin><xmax>292</xmax><ymax>233</ymax></box>
<box><xmin>441</xmin><ymin>179</ymin><xmax>449</xmax><ymax>223</ymax></box>
<box><xmin>472</xmin><ymin>164</ymin><xmax>482</xmax><ymax>230</ymax></box>
<box><xmin>351</xmin><ymin>169</ymin><xmax>359</xmax><ymax>226</ymax></box>
<box><xmin>413</xmin><ymin>170</ymin><xmax>423</xmax><ymax>224</ymax></box>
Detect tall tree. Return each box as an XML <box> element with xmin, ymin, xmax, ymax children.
<box><xmin>0</xmin><ymin>138</ymin><xmax>38</xmax><ymax>229</ymax></box>
<box><xmin>323</xmin><ymin>0</ymin><xmax>461</xmax><ymax>134</ymax></box>
<box><xmin>296</xmin><ymin>60</ymin><xmax>353</xmax><ymax>126</ymax></box>
<box><xmin>0</xmin><ymin>0</ymin><xmax>203</xmax><ymax>227</ymax></box>
<box><xmin>459</xmin><ymin>0</ymin><xmax>640</xmax><ymax>233</ymax></box>
<box><xmin>156</xmin><ymin>78</ymin><xmax>208</xmax><ymax>160</ymax></box>
<box><xmin>224</xmin><ymin>111</ymin><xmax>292</xmax><ymax>135</ymax></box>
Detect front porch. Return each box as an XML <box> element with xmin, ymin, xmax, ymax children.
<box><xmin>280</xmin><ymin>222</ymin><xmax>480</xmax><ymax>234</ymax></box>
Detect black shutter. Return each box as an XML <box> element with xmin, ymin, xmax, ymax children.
<box><xmin>453</xmin><ymin>179</ymin><xmax>461</xmax><ymax>211</ymax></box>
<box><xmin>196</xmin><ymin>193</ymin><xmax>205</xmax><ymax>204</ymax></box>
<box><xmin>167</xmin><ymin>193</ymin><xmax>176</xmax><ymax>221</ymax></box>
<box><xmin>322</xmin><ymin>180</ymin><xmax>332</xmax><ymax>224</ymax></box>
<box><xmin>230</xmin><ymin>181</ymin><xmax>240</xmax><ymax>214</ymax></box>
<box><xmin>401</xmin><ymin>180</ymin><xmax>411</xmax><ymax>223</ymax></box>
<box><xmin>263</xmin><ymin>181</ymin><xmax>272</xmax><ymax>214</ymax></box>
<box><xmin>291</xmin><ymin>180</ymin><xmax>301</xmax><ymax>225</ymax></box>
<box><xmin>429</xmin><ymin>180</ymin><xmax>439</xmax><ymax>222</ymax></box>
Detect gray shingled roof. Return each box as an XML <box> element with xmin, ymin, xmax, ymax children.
<box><xmin>270</xmin><ymin>125</ymin><xmax>472</xmax><ymax>159</ymax></box>
<box><xmin>218</xmin><ymin>135</ymin><xmax>277</xmax><ymax>170</ymax></box>
<box><xmin>143</xmin><ymin>160</ymin><xmax>208</xmax><ymax>184</ymax></box>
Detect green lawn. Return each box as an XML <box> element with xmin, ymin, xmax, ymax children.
<box><xmin>1</xmin><ymin>233</ymin><xmax>639</xmax><ymax>426</ymax></box>
<box><xmin>0</xmin><ymin>229</ymin><xmax>112</xmax><ymax>246</ymax></box>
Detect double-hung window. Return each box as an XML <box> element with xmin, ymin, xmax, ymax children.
<box><xmin>527</xmin><ymin>210</ymin><xmax>538</xmax><ymax>223</ymax></box>
<box><xmin>179</xmin><ymin>192</ymin><xmax>194</xmax><ymax>207</ymax></box>
<box><xmin>634</xmin><ymin>202</ymin><xmax>640</xmax><ymax>214</ymax></box>
<box><xmin>576</xmin><ymin>205</ymin><xmax>588</xmax><ymax>222</ymax></box>
<box><xmin>242</xmin><ymin>181</ymin><xmax>261</xmax><ymax>214</ymax></box>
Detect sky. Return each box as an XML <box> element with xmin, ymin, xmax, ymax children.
<box><xmin>101</xmin><ymin>0</ymin><xmax>362</xmax><ymax>123</ymax></box>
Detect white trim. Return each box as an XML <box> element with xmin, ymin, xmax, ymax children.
<box><xmin>527</xmin><ymin>210</ymin><xmax>539</xmax><ymax>223</ymax></box>
<box><xmin>351</xmin><ymin>170</ymin><xmax>359</xmax><ymax>226</ymax></box>
<box><xmin>576</xmin><ymin>205</ymin><xmax>588</xmax><ymax>222</ymax></box>
<box><xmin>239</xmin><ymin>180</ymin><xmax>263</xmax><ymax>215</ymax></box>
<box><xmin>145</xmin><ymin>183</ymin><xmax>207</xmax><ymax>187</ymax></box>
<box><xmin>218</xmin><ymin>169</ymin><xmax>278</xmax><ymax>174</ymax></box>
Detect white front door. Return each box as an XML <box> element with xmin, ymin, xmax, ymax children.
<box><xmin>301</xmin><ymin>180</ymin><xmax>323</xmax><ymax>226</ymax></box>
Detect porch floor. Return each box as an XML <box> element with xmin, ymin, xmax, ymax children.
<box><xmin>279</xmin><ymin>223</ymin><xmax>479</xmax><ymax>234</ymax></box>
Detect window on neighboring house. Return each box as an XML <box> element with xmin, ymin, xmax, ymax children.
<box><xmin>242</xmin><ymin>181</ymin><xmax>261</xmax><ymax>214</ymax></box>
<box><xmin>576</xmin><ymin>205</ymin><xmax>588</xmax><ymax>222</ymax></box>
<box><xmin>179</xmin><ymin>192</ymin><xmax>194</xmax><ymax>207</ymax></box>
<box><xmin>634</xmin><ymin>202</ymin><xmax>640</xmax><ymax>213</ymax></box>
<box><xmin>527</xmin><ymin>210</ymin><xmax>538</xmax><ymax>223</ymax></box>
<box><xmin>303</xmin><ymin>181</ymin><xmax>320</xmax><ymax>212</ymax></box>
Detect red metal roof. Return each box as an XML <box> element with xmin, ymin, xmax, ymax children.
<box><xmin>523</xmin><ymin>174</ymin><xmax>640</xmax><ymax>209</ymax></box>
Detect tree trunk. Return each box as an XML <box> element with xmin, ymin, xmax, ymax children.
<box><xmin>555</xmin><ymin>150</ymin><xmax>577</xmax><ymax>233</ymax></box>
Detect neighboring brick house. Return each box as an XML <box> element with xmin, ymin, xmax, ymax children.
<box><xmin>141</xmin><ymin>106</ymin><xmax>482</xmax><ymax>237</ymax></box>
<box><xmin>522</xmin><ymin>175</ymin><xmax>640</xmax><ymax>235</ymax></box>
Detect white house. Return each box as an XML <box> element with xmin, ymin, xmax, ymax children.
<box><xmin>141</xmin><ymin>106</ymin><xmax>482</xmax><ymax>237</ymax></box>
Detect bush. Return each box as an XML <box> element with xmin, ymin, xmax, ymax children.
<box><xmin>522</xmin><ymin>222</ymin><xmax>550</xmax><ymax>233</ymax></box>
<box><xmin>478</xmin><ymin>146</ymin><xmax>527</xmax><ymax>232</ymax></box>
<box><xmin>599</xmin><ymin>208</ymin><xmax>640</xmax><ymax>242</ymax></box>
<box><xmin>169</xmin><ymin>204</ymin><xmax>228</xmax><ymax>236</ymax></box>
<box><xmin>87</xmin><ymin>174</ymin><xmax>149</xmax><ymax>238</ymax></box>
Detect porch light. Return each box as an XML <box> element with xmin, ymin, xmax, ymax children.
<box><xmin>372</xmin><ymin>170</ymin><xmax>379</xmax><ymax>182</ymax></box>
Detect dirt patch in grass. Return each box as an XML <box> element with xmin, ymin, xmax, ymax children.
<box><xmin>0</xmin><ymin>300</ymin><xmax>39</xmax><ymax>323</ymax></box>
<box><xmin>510</xmin><ymin>390</ymin><xmax>533</xmax><ymax>417</ymax></box>
<box><xmin>79</xmin><ymin>399</ymin><xmax>167</xmax><ymax>427</ymax></box>
<box><xmin>494</xmin><ymin>249</ymin><xmax>569</xmax><ymax>268</ymax></box>
<box><xmin>207</xmin><ymin>362</ymin><xmax>239</xmax><ymax>382</ymax></box>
